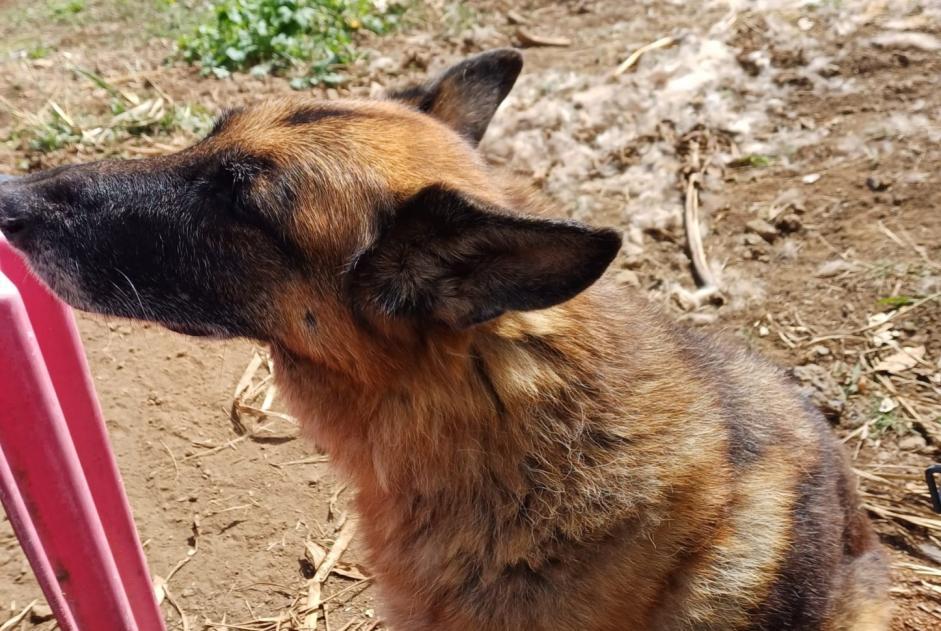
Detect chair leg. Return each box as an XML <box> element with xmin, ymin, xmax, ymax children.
<box><xmin>0</xmin><ymin>241</ymin><xmax>166</xmax><ymax>631</ymax></box>
<box><xmin>0</xmin><ymin>273</ymin><xmax>138</xmax><ymax>630</ymax></box>
<box><xmin>0</xmin><ymin>446</ymin><xmax>77</xmax><ymax>629</ymax></box>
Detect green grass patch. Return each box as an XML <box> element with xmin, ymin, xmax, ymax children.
<box><xmin>8</xmin><ymin>100</ymin><xmax>214</xmax><ymax>156</ymax></box>
<box><xmin>19</xmin><ymin>109</ymin><xmax>81</xmax><ymax>154</ymax></box>
<box><xmin>729</xmin><ymin>154</ymin><xmax>775</xmax><ymax>168</ymax></box>
<box><xmin>869</xmin><ymin>397</ymin><xmax>909</xmax><ymax>437</ymax></box>
<box><xmin>6</xmin><ymin>67</ymin><xmax>214</xmax><ymax>157</ymax></box>
<box><xmin>872</xmin><ymin>409</ymin><xmax>901</xmax><ymax>435</ymax></box>
<box><xmin>0</xmin><ymin>1</ymin><xmax>204</xmax><ymax>56</ymax></box>
<box><xmin>26</xmin><ymin>44</ymin><xmax>54</xmax><ymax>59</ymax></box>
<box><xmin>876</xmin><ymin>294</ymin><xmax>919</xmax><ymax>310</ymax></box>
<box><xmin>52</xmin><ymin>0</ymin><xmax>87</xmax><ymax>19</ymax></box>
<box><xmin>178</xmin><ymin>0</ymin><xmax>406</xmax><ymax>87</ymax></box>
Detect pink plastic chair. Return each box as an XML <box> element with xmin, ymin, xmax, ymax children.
<box><xmin>0</xmin><ymin>232</ymin><xmax>165</xmax><ymax>630</ymax></box>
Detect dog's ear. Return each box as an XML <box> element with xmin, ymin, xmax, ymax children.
<box><xmin>388</xmin><ymin>49</ymin><xmax>523</xmax><ymax>146</ymax></box>
<box><xmin>349</xmin><ymin>185</ymin><xmax>621</xmax><ymax>329</ymax></box>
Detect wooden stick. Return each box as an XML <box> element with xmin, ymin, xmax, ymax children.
<box><xmin>682</xmin><ymin>140</ymin><xmax>721</xmax><ymax>294</ymax></box>
<box><xmin>615</xmin><ymin>36</ymin><xmax>677</xmax><ymax>75</ymax></box>
<box><xmin>684</xmin><ymin>171</ymin><xmax>720</xmax><ymax>290</ymax></box>
<box><xmin>303</xmin><ymin>519</ymin><xmax>358</xmax><ymax>630</ymax></box>
<box><xmin>0</xmin><ymin>601</ymin><xmax>36</xmax><ymax>631</ymax></box>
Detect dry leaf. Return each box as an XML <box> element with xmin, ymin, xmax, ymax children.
<box><xmin>153</xmin><ymin>575</ymin><xmax>166</xmax><ymax>605</ymax></box>
<box><xmin>305</xmin><ymin>541</ymin><xmax>327</xmax><ymax>569</ymax></box>
<box><xmin>516</xmin><ymin>29</ymin><xmax>572</xmax><ymax>47</ymax></box>
<box><xmin>815</xmin><ymin>259</ymin><xmax>854</xmax><ymax>277</ymax></box>
<box><xmin>873</xmin><ymin>346</ymin><xmax>926</xmax><ymax>374</ymax></box>
<box><xmin>871</xmin><ymin>325</ymin><xmax>897</xmax><ymax>347</ymax></box>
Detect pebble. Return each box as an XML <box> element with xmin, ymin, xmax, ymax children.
<box><xmin>866</xmin><ymin>176</ymin><xmax>890</xmax><ymax>192</ymax></box>
<box><xmin>746</xmin><ymin>218</ymin><xmax>779</xmax><ymax>242</ymax></box>
<box><xmin>30</xmin><ymin>602</ymin><xmax>53</xmax><ymax>622</ymax></box>
<box><xmin>774</xmin><ymin>213</ymin><xmax>803</xmax><ymax>234</ymax></box>
<box><xmin>898</xmin><ymin>433</ymin><xmax>927</xmax><ymax>452</ymax></box>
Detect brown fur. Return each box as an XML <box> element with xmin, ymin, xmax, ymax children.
<box><xmin>0</xmin><ymin>50</ymin><xmax>890</xmax><ymax>630</ymax></box>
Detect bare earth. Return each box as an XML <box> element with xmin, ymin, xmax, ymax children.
<box><xmin>1</xmin><ymin>1</ymin><xmax>939</xmax><ymax>629</ymax></box>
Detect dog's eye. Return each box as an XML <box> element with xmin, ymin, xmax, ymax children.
<box><xmin>213</xmin><ymin>154</ymin><xmax>270</xmax><ymax>224</ymax></box>
<box><xmin>223</xmin><ymin>180</ymin><xmax>264</xmax><ymax>227</ymax></box>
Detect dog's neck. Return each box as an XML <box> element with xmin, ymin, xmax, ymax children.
<box><xmin>270</xmin><ymin>285</ymin><xmax>708</xmax><ymax>587</ymax></box>
<box><xmin>272</xmin><ymin>284</ymin><xmax>681</xmax><ymax>517</ymax></box>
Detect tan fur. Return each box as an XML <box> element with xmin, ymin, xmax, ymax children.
<box><xmin>200</xmin><ymin>96</ymin><xmax>891</xmax><ymax>630</ymax></box>
<box><xmin>7</xmin><ymin>77</ymin><xmax>891</xmax><ymax>628</ymax></box>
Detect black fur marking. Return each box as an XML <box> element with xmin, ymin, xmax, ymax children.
<box><xmin>471</xmin><ymin>348</ymin><xmax>507</xmax><ymax>418</ymax></box>
<box><xmin>675</xmin><ymin>327</ymin><xmax>766</xmax><ymax>468</ymax></box>
<box><xmin>282</xmin><ymin>107</ymin><xmax>357</xmax><ymax>127</ymax></box>
<box><xmin>750</xmin><ymin>458</ymin><xmax>840</xmax><ymax>630</ymax></box>
<box><xmin>208</xmin><ymin>107</ymin><xmax>243</xmax><ymax>137</ymax></box>
<box><xmin>387</xmin><ymin>85</ymin><xmax>434</xmax><ymax>112</ymax></box>
<box><xmin>1</xmin><ymin>153</ymin><xmax>303</xmax><ymax>341</ymax></box>
<box><xmin>388</xmin><ymin>49</ymin><xmax>523</xmax><ymax>144</ymax></box>
<box><xmin>304</xmin><ymin>310</ymin><xmax>317</xmax><ymax>328</ymax></box>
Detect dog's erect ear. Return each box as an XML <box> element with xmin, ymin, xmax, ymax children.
<box><xmin>349</xmin><ymin>186</ymin><xmax>621</xmax><ymax>329</ymax></box>
<box><xmin>389</xmin><ymin>49</ymin><xmax>523</xmax><ymax>145</ymax></box>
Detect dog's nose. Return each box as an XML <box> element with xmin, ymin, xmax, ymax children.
<box><xmin>0</xmin><ymin>175</ymin><xmax>28</xmax><ymax>239</ymax></box>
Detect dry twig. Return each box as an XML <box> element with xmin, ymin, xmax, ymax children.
<box><xmin>614</xmin><ymin>36</ymin><xmax>677</xmax><ymax>75</ymax></box>
<box><xmin>516</xmin><ymin>29</ymin><xmax>572</xmax><ymax>47</ymax></box>
<box><xmin>304</xmin><ymin>519</ymin><xmax>358</xmax><ymax>630</ymax></box>
<box><xmin>0</xmin><ymin>601</ymin><xmax>36</xmax><ymax>631</ymax></box>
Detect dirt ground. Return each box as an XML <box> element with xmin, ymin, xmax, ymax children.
<box><xmin>1</xmin><ymin>1</ymin><xmax>940</xmax><ymax>629</ymax></box>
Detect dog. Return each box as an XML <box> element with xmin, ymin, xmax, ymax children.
<box><xmin>0</xmin><ymin>49</ymin><xmax>890</xmax><ymax>630</ymax></box>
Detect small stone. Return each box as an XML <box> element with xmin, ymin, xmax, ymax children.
<box><xmin>30</xmin><ymin>602</ymin><xmax>53</xmax><ymax>622</ymax></box>
<box><xmin>815</xmin><ymin>259</ymin><xmax>853</xmax><ymax>278</ymax></box>
<box><xmin>368</xmin><ymin>55</ymin><xmax>397</xmax><ymax>73</ymax></box>
<box><xmin>917</xmin><ymin>543</ymin><xmax>941</xmax><ymax>565</ymax></box>
<box><xmin>758</xmin><ymin>325</ymin><xmax>770</xmax><ymax>337</ymax></box>
<box><xmin>774</xmin><ymin>213</ymin><xmax>803</xmax><ymax>234</ymax></box>
<box><xmin>802</xmin><ymin>173</ymin><xmax>821</xmax><ymax>184</ymax></box>
<box><xmin>746</xmin><ymin>218</ymin><xmax>779</xmax><ymax>242</ymax></box>
<box><xmin>866</xmin><ymin>176</ymin><xmax>890</xmax><ymax>192</ymax></box>
<box><xmin>898</xmin><ymin>433</ymin><xmax>927</xmax><ymax>452</ymax></box>
<box><xmin>742</xmin><ymin>233</ymin><xmax>766</xmax><ymax>247</ymax></box>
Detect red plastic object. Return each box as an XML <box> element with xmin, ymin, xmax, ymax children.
<box><xmin>0</xmin><ymin>234</ymin><xmax>166</xmax><ymax>630</ymax></box>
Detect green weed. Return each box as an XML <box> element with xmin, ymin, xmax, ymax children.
<box><xmin>729</xmin><ymin>154</ymin><xmax>775</xmax><ymax>168</ymax></box>
<box><xmin>876</xmin><ymin>295</ymin><xmax>918</xmax><ymax>310</ymax></box>
<box><xmin>870</xmin><ymin>398</ymin><xmax>908</xmax><ymax>437</ymax></box>
<box><xmin>26</xmin><ymin>45</ymin><xmax>53</xmax><ymax>60</ymax></box>
<box><xmin>52</xmin><ymin>0</ymin><xmax>86</xmax><ymax>19</ymax></box>
<box><xmin>9</xmin><ymin>99</ymin><xmax>213</xmax><ymax>156</ymax></box>
<box><xmin>178</xmin><ymin>0</ymin><xmax>406</xmax><ymax>87</ymax></box>
<box><xmin>21</xmin><ymin>111</ymin><xmax>81</xmax><ymax>153</ymax></box>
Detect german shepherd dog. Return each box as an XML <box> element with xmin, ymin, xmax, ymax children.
<box><xmin>0</xmin><ymin>50</ymin><xmax>890</xmax><ymax>630</ymax></box>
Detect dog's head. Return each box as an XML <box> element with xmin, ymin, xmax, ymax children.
<box><xmin>0</xmin><ymin>50</ymin><xmax>620</xmax><ymax>372</ymax></box>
